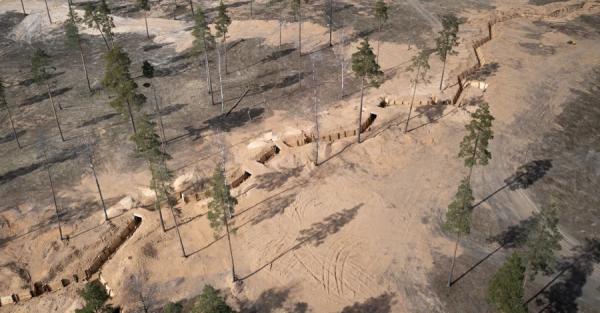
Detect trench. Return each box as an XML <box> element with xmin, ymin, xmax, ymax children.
<box><xmin>0</xmin><ymin>215</ymin><xmax>143</xmax><ymax>307</ymax></box>
<box><xmin>230</xmin><ymin>171</ymin><xmax>252</xmax><ymax>188</ymax></box>
<box><xmin>257</xmin><ymin>145</ymin><xmax>281</xmax><ymax>165</ymax></box>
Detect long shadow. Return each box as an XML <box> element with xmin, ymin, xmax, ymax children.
<box><xmin>78</xmin><ymin>112</ymin><xmax>120</xmax><ymax>128</ymax></box>
<box><xmin>18</xmin><ymin>71</ymin><xmax>65</xmax><ymax>87</ymax></box>
<box><xmin>255</xmin><ymin>166</ymin><xmax>304</xmax><ymax>192</ymax></box>
<box><xmin>528</xmin><ymin>238</ymin><xmax>600</xmax><ymax>311</ymax></box>
<box><xmin>408</xmin><ymin>106</ymin><xmax>459</xmax><ymax>132</ymax></box>
<box><xmin>0</xmin><ymin>144</ymin><xmax>85</xmax><ymax>185</ymax></box>
<box><xmin>203</xmin><ymin>107</ymin><xmax>265</xmax><ymax>132</ymax></box>
<box><xmin>340</xmin><ymin>292</ymin><xmax>396</xmax><ymax>313</ymax></box>
<box><xmin>148</xmin><ymin>103</ymin><xmax>189</xmax><ymax>118</ymax></box>
<box><xmin>0</xmin><ymin>129</ymin><xmax>26</xmax><ymax>144</ymax></box>
<box><xmin>450</xmin><ymin>244</ymin><xmax>504</xmax><ymax>286</ymax></box>
<box><xmin>67</xmin><ymin>221</ymin><xmax>107</xmax><ymax>240</ymax></box>
<box><xmin>468</xmin><ymin>62</ymin><xmax>500</xmax><ymax>81</ymax></box>
<box><xmin>240</xmin><ymin>203</ymin><xmax>363</xmax><ymax>280</ymax></box>
<box><xmin>472</xmin><ymin>159</ymin><xmax>552</xmax><ymax>209</ymax></box>
<box><xmin>19</xmin><ymin>87</ymin><xmax>72</xmax><ymax>107</ymax></box>
<box><xmin>260</xmin><ymin>48</ymin><xmax>296</xmax><ymax>63</ymax></box>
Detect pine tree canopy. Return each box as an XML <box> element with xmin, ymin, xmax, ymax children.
<box><xmin>407</xmin><ymin>49</ymin><xmax>431</xmax><ymax>84</ymax></box>
<box><xmin>192</xmin><ymin>285</ymin><xmax>234</xmax><ymax>313</ymax></box>
<box><xmin>444</xmin><ymin>177</ymin><xmax>474</xmax><ymax>236</ymax></box>
<box><xmin>142</xmin><ymin>60</ymin><xmax>154</xmax><ymax>79</ymax></box>
<box><xmin>487</xmin><ymin>252</ymin><xmax>527</xmax><ymax>313</ymax></box>
<box><xmin>207</xmin><ymin>166</ymin><xmax>238</xmax><ymax>237</ymax></box>
<box><xmin>435</xmin><ymin>14</ymin><xmax>460</xmax><ymax>61</ymax></box>
<box><xmin>458</xmin><ymin>102</ymin><xmax>494</xmax><ymax>168</ymax></box>
<box><xmin>31</xmin><ymin>48</ymin><xmax>52</xmax><ymax>84</ymax></box>
<box><xmin>523</xmin><ymin>202</ymin><xmax>563</xmax><ymax>280</ymax></box>
<box><xmin>65</xmin><ymin>6</ymin><xmax>81</xmax><ymax>48</ymax></box>
<box><xmin>351</xmin><ymin>39</ymin><xmax>384</xmax><ymax>87</ymax></box>
<box><xmin>130</xmin><ymin>114</ymin><xmax>169</xmax><ymax>164</ymax></box>
<box><xmin>83</xmin><ymin>0</ymin><xmax>114</xmax><ymax>39</ymax></box>
<box><xmin>103</xmin><ymin>45</ymin><xmax>146</xmax><ymax>113</ymax></box>
<box><xmin>375</xmin><ymin>0</ymin><xmax>388</xmax><ymax>23</ymax></box>
<box><xmin>215</xmin><ymin>1</ymin><xmax>232</xmax><ymax>39</ymax></box>
<box><xmin>137</xmin><ymin>0</ymin><xmax>150</xmax><ymax>11</ymax></box>
<box><xmin>191</xmin><ymin>7</ymin><xmax>215</xmax><ymax>54</ymax></box>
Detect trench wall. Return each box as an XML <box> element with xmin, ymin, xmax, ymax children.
<box><xmin>0</xmin><ymin>216</ymin><xmax>142</xmax><ymax>307</ymax></box>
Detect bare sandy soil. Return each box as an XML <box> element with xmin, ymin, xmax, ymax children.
<box><xmin>1</xmin><ymin>0</ymin><xmax>599</xmax><ymax>312</ymax></box>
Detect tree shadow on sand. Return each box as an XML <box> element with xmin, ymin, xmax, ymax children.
<box><xmin>240</xmin><ymin>203</ymin><xmax>363</xmax><ymax>280</ymax></box>
<box><xmin>255</xmin><ymin>166</ymin><xmax>304</xmax><ymax>192</ymax></box>
<box><xmin>0</xmin><ymin>144</ymin><xmax>86</xmax><ymax>185</ymax></box>
<box><xmin>340</xmin><ymin>292</ymin><xmax>397</xmax><ymax>313</ymax></box>
<box><xmin>240</xmin><ymin>287</ymin><xmax>310</xmax><ymax>313</ymax></box>
<box><xmin>472</xmin><ymin>159</ymin><xmax>552</xmax><ymax>209</ymax></box>
<box><xmin>529</xmin><ymin>238</ymin><xmax>600</xmax><ymax>312</ymax></box>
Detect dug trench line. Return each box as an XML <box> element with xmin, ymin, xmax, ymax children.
<box><xmin>0</xmin><ymin>215</ymin><xmax>143</xmax><ymax>307</ymax></box>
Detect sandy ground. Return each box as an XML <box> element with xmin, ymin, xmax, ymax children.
<box><xmin>1</xmin><ymin>0</ymin><xmax>600</xmax><ymax>312</ymax></box>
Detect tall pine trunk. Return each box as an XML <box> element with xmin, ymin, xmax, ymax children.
<box><xmin>250</xmin><ymin>0</ymin><xmax>253</xmax><ymax>17</ymax></box>
<box><xmin>144</xmin><ymin>10</ymin><xmax>149</xmax><ymax>39</ymax></box>
<box><xmin>126</xmin><ymin>99</ymin><xmax>137</xmax><ymax>134</ymax></box>
<box><xmin>439</xmin><ymin>51</ymin><xmax>447</xmax><ymax>90</ymax></box>
<box><xmin>224</xmin><ymin>213</ymin><xmax>236</xmax><ymax>281</ymax></box>
<box><xmin>5</xmin><ymin>102</ymin><xmax>21</xmax><ymax>149</ymax></box>
<box><xmin>152</xmin><ymin>84</ymin><xmax>167</xmax><ymax>147</ymax></box>
<box><xmin>405</xmin><ymin>63</ymin><xmax>421</xmax><ymax>133</ymax></box>
<box><xmin>89</xmin><ymin>155</ymin><xmax>108</xmax><ymax>221</ymax></box>
<box><xmin>217</xmin><ymin>43</ymin><xmax>225</xmax><ymax>112</ymax></box>
<box><xmin>78</xmin><ymin>41</ymin><xmax>92</xmax><ymax>92</ymax></box>
<box><xmin>223</xmin><ymin>35</ymin><xmax>228</xmax><ymax>74</ymax></box>
<box><xmin>298</xmin><ymin>8</ymin><xmax>302</xmax><ymax>56</ymax></box>
<box><xmin>20</xmin><ymin>0</ymin><xmax>26</xmax><ymax>15</ymax></box>
<box><xmin>340</xmin><ymin>24</ymin><xmax>345</xmax><ymax>99</ymax></box>
<box><xmin>153</xmin><ymin>188</ymin><xmax>166</xmax><ymax>232</ymax></box>
<box><xmin>43</xmin><ymin>0</ymin><xmax>52</xmax><ymax>23</ymax></box>
<box><xmin>202</xmin><ymin>36</ymin><xmax>215</xmax><ymax>105</ymax></box>
<box><xmin>94</xmin><ymin>20</ymin><xmax>110</xmax><ymax>50</ymax></box>
<box><xmin>45</xmin><ymin>158</ymin><xmax>63</xmax><ymax>241</ymax></box>
<box><xmin>328</xmin><ymin>0</ymin><xmax>333</xmax><ymax>47</ymax></box>
<box><xmin>377</xmin><ymin>21</ymin><xmax>381</xmax><ymax>64</ymax></box>
<box><xmin>188</xmin><ymin>0</ymin><xmax>194</xmax><ymax>16</ymax></box>
<box><xmin>447</xmin><ymin>235</ymin><xmax>460</xmax><ymax>287</ymax></box>
<box><xmin>313</xmin><ymin>65</ymin><xmax>319</xmax><ymax>166</ymax></box>
<box><xmin>357</xmin><ymin>77</ymin><xmax>365</xmax><ymax>143</ymax></box>
<box><xmin>47</xmin><ymin>84</ymin><xmax>65</xmax><ymax>141</ymax></box>
<box><xmin>167</xmin><ymin>195</ymin><xmax>186</xmax><ymax>257</ymax></box>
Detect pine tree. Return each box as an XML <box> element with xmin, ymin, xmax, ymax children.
<box><xmin>374</xmin><ymin>0</ymin><xmax>388</xmax><ymax>64</ymax></box>
<box><xmin>65</xmin><ymin>3</ymin><xmax>92</xmax><ymax>92</ymax></box>
<box><xmin>142</xmin><ymin>61</ymin><xmax>166</xmax><ymax>148</ymax></box>
<box><xmin>83</xmin><ymin>0</ymin><xmax>115</xmax><ymax>50</ymax></box>
<box><xmin>328</xmin><ymin>0</ymin><xmax>333</xmax><ymax>47</ymax></box>
<box><xmin>435</xmin><ymin>14</ymin><xmax>459</xmax><ymax>90</ymax></box>
<box><xmin>207</xmin><ymin>165</ymin><xmax>238</xmax><ymax>281</ymax></box>
<box><xmin>290</xmin><ymin>0</ymin><xmax>309</xmax><ymax>56</ymax></box>
<box><xmin>351</xmin><ymin>38</ymin><xmax>383</xmax><ymax>143</ymax></box>
<box><xmin>405</xmin><ymin>49</ymin><xmax>430</xmax><ymax>133</ymax></box>
<box><xmin>42</xmin><ymin>147</ymin><xmax>64</xmax><ymax>241</ymax></box>
<box><xmin>487</xmin><ymin>252</ymin><xmax>527</xmax><ymax>313</ymax></box>
<box><xmin>192</xmin><ymin>285</ymin><xmax>234</xmax><ymax>313</ymax></box>
<box><xmin>130</xmin><ymin>114</ymin><xmax>169</xmax><ymax>164</ymax></box>
<box><xmin>31</xmin><ymin>48</ymin><xmax>64</xmax><ymax>141</ymax></box>
<box><xmin>76</xmin><ymin>281</ymin><xmax>111</xmax><ymax>313</ymax></box>
<box><xmin>444</xmin><ymin>177</ymin><xmax>474</xmax><ymax>287</ymax></box>
<box><xmin>0</xmin><ymin>77</ymin><xmax>21</xmax><ymax>149</ymax></box>
<box><xmin>103</xmin><ymin>45</ymin><xmax>146</xmax><ymax>134</ymax></box>
<box><xmin>458</xmin><ymin>101</ymin><xmax>494</xmax><ymax>179</ymax></box>
<box><xmin>192</xmin><ymin>6</ymin><xmax>216</xmax><ymax>105</ymax></box>
<box><xmin>215</xmin><ymin>0</ymin><xmax>232</xmax><ymax>74</ymax></box>
<box><xmin>137</xmin><ymin>0</ymin><xmax>151</xmax><ymax>39</ymax></box>
<box><xmin>521</xmin><ymin>202</ymin><xmax>562</xmax><ymax>291</ymax></box>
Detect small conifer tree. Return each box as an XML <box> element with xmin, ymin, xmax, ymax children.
<box><xmin>405</xmin><ymin>49</ymin><xmax>431</xmax><ymax>132</ymax></box>
<box><xmin>351</xmin><ymin>38</ymin><xmax>383</xmax><ymax>143</ymax></box>
<box><xmin>215</xmin><ymin>1</ymin><xmax>232</xmax><ymax>74</ymax></box>
<box><xmin>435</xmin><ymin>14</ymin><xmax>459</xmax><ymax>90</ymax></box>
<box><xmin>487</xmin><ymin>252</ymin><xmax>527</xmax><ymax>313</ymax></box>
